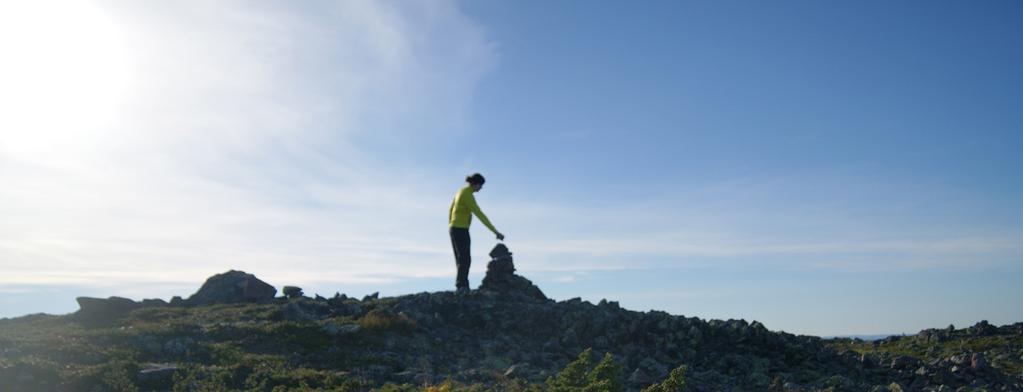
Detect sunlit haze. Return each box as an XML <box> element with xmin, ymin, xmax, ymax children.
<box><xmin>1</xmin><ymin>1</ymin><xmax>1021</xmax><ymax>336</ymax></box>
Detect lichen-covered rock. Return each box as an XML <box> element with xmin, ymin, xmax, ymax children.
<box><xmin>185</xmin><ymin>270</ymin><xmax>276</xmax><ymax>306</ymax></box>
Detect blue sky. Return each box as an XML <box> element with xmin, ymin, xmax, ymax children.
<box><xmin>1</xmin><ymin>0</ymin><xmax>1021</xmax><ymax>336</ymax></box>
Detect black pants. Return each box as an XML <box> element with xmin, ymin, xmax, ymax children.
<box><xmin>449</xmin><ymin>227</ymin><xmax>471</xmax><ymax>289</ymax></box>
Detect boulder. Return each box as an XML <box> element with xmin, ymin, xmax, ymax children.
<box><xmin>971</xmin><ymin>353</ymin><xmax>988</xmax><ymax>370</ymax></box>
<box><xmin>969</xmin><ymin>320</ymin><xmax>997</xmax><ymax>336</ymax></box>
<box><xmin>137</xmin><ymin>363</ymin><xmax>178</xmax><ymax>389</ymax></box>
<box><xmin>328</xmin><ymin>292</ymin><xmax>349</xmax><ymax>307</ymax></box>
<box><xmin>75</xmin><ymin>296</ymin><xmax>139</xmax><ymax>322</ymax></box>
<box><xmin>950</xmin><ymin>354</ymin><xmax>970</xmax><ymax>366</ymax></box>
<box><xmin>282</xmin><ymin>302</ymin><xmax>316</xmax><ymax>322</ymax></box>
<box><xmin>479</xmin><ymin>244</ymin><xmax>547</xmax><ymax>301</ymax></box>
<box><xmin>861</xmin><ymin>353</ymin><xmax>878</xmax><ymax>368</ymax></box>
<box><xmin>185</xmin><ymin>270</ymin><xmax>276</xmax><ymax>306</ymax></box>
<box><xmin>890</xmin><ymin>355</ymin><xmax>921</xmax><ymax>370</ymax></box>
<box><xmin>283</xmin><ymin>286</ymin><xmax>304</xmax><ymax>299</ymax></box>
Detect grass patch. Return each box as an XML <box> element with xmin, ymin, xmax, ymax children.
<box><xmin>359</xmin><ymin>310</ymin><xmax>417</xmax><ymax>333</ymax></box>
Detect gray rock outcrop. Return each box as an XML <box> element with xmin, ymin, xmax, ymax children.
<box><xmin>185</xmin><ymin>270</ymin><xmax>276</xmax><ymax>306</ymax></box>
<box><xmin>74</xmin><ymin>296</ymin><xmax>174</xmax><ymax>323</ymax></box>
<box><xmin>34</xmin><ymin>266</ymin><xmax>1023</xmax><ymax>392</ymax></box>
<box><xmin>74</xmin><ymin>296</ymin><xmax>140</xmax><ymax>322</ymax></box>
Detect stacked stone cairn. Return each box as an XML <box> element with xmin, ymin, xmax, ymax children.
<box><xmin>479</xmin><ymin>243</ymin><xmax>548</xmax><ymax>301</ymax></box>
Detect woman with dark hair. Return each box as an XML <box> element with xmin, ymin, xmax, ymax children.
<box><xmin>448</xmin><ymin>173</ymin><xmax>504</xmax><ymax>292</ymax></box>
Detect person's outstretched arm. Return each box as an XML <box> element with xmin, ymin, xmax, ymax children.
<box><xmin>468</xmin><ymin>192</ymin><xmax>504</xmax><ymax>240</ymax></box>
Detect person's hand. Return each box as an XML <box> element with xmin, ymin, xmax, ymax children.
<box><xmin>496</xmin><ymin>232</ymin><xmax>505</xmax><ymax>241</ymax></box>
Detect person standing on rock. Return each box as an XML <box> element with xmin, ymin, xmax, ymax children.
<box><xmin>449</xmin><ymin>173</ymin><xmax>504</xmax><ymax>293</ymax></box>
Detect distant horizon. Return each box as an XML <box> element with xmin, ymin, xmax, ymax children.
<box><xmin>0</xmin><ymin>306</ymin><xmax>927</xmax><ymax>340</ymax></box>
<box><xmin>2</xmin><ymin>282</ymin><xmax>999</xmax><ymax>339</ymax></box>
<box><xmin>0</xmin><ymin>279</ymin><xmax>974</xmax><ymax>339</ymax></box>
<box><xmin>2</xmin><ymin>1</ymin><xmax>1021</xmax><ymax>337</ymax></box>
<box><xmin>1</xmin><ymin>267</ymin><xmax>1015</xmax><ymax>338</ymax></box>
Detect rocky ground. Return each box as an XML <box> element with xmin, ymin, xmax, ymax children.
<box><xmin>1</xmin><ymin>245</ymin><xmax>1021</xmax><ymax>391</ymax></box>
<box><xmin>827</xmin><ymin>322</ymin><xmax>1023</xmax><ymax>391</ymax></box>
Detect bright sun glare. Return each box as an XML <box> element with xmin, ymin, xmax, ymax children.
<box><xmin>0</xmin><ymin>1</ymin><xmax>131</xmax><ymax>160</ymax></box>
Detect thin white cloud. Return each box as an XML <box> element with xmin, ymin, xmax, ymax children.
<box><xmin>2</xmin><ymin>1</ymin><xmax>1019</xmax><ymax>305</ymax></box>
<box><xmin>0</xmin><ymin>1</ymin><xmax>496</xmax><ymax>290</ymax></box>
<box><xmin>550</xmin><ymin>275</ymin><xmax>577</xmax><ymax>283</ymax></box>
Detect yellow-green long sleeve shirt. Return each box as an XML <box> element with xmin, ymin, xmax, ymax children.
<box><xmin>449</xmin><ymin>186</ymin><xmax>498</xmax><ymax>233</ymax></box>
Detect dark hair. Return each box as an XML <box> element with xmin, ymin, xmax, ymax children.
<box><xmin>465</xmin><ymin>173</ymin><xmax>486</xmax><ymax>185</ymax></box>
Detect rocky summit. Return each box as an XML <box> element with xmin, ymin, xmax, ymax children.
<box><xmin>1</xmin><ymin>245</ymin><xmax>1021</xmax><ymax>391</ymax></box>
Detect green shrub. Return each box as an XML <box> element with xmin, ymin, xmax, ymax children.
<box><xmin>239</xmin><ymin>363</ymin><xmax>362</xmax><ymax>391</ymax></box>
<box><xmin>266</xmin><ymin>322</ymin><xmax>332</xmax><ymax>351</ymax></box>
<box><xmin>586</xmin><ymin>353</ymin><xmax>624</xmax><ymax>392</ymax></box>
<box><xmin>172</xmin><ymin>365</ymin><xmax>232</xmax><ymax>392</ymax></box>
<box><xmin>641</xmin><ymin>364</ymin><xmax>688</xmax><ymax>392</ymax></box>
<box><xmin>546</xmin><ymin>348</ymin><xmax>624</xmax><ymax>392</ymax></box>
<box><xmin>547</xmin><ymin>348</ymin><xmax>593</xmax><ymax>391</ymax></box>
